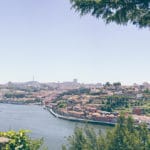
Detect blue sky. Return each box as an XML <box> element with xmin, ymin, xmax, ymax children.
<box><xmin>0</xmin><ymin>0</ymin><xmax>149</xmax><ymax>84</ymax></box>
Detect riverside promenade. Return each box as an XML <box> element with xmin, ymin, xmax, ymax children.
<box><xmin>45</xmin><ymin>106</ymin><xmax>116</xmax><ymax>126</ymax></box>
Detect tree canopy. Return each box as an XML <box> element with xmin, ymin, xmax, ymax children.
<box><xmin>70</xmin><ymin>0</ymin><xmax>150</xmax><ymax>28</ymax></box>
<box><xmin>63</xmin><ymin>115</ymin><xmax>150</xmax><ymax>150</ymax></box>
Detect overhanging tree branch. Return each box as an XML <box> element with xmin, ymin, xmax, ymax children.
<box><xmin>70</xmin><ymin>0</ymin><xmax>150</xmax><ymax>28</ymax></box>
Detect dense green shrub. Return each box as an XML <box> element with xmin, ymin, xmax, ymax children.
<box><xmin>0</xmin><ymin>130</ymin><xmax>46</xmax><ymax>150</ymax></box>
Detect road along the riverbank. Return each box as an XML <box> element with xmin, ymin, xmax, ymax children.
<box><xmin>45</xmin><ymin>106</ymin><xmax>115</xmax><ymax>126</ymax></box>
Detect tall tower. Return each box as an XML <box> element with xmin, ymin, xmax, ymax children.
<box><xmin>33</xmin><ymin>76</ymin><xmax>35</xmax><ymax>82</ymax></box>
<box><xmin>73</xmin><ymin>79</ymin><xmax>78</xmax><ymax>84</ymax></box>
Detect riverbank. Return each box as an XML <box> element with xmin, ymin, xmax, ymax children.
<box><xmin>0</xmin><ymin>101</ymin><xmax>115</xmax><ymax>126</ymax></box>
<box><xmin>45</xmin><ymin>106</ymin><xmax>115</xmax><ymax>126</ymax></box>
<box><xmin>0</xmin><ymin>100</ymin><xmax>42</xmax><ymax>105</ymax></box>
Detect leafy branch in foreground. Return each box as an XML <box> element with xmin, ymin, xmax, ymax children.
<box><xmin>70</xmin><ymin>0</ymin><xmax>150</xmax><ymax>28</ymax></box>
<box><xmin>0</xmin><ymin>130</ymin><xmax>47</xmax><ymax>150</ymax></box>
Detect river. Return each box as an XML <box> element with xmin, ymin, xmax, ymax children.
<box><xmin>0</xmin><ymin>104</ymin><xmax>109</xmax><ymax>150</ymax></box>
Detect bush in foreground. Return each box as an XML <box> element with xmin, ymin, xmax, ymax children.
<box><xmin>0</xmin><ymin>130</ymin><xmax>47</xmax><ymax>150</ymax></box>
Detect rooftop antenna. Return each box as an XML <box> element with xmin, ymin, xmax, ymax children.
<box><xmin>33</xmin><ymin>75</ymin><xmax>35</xmax><ymax>82</ymax></box>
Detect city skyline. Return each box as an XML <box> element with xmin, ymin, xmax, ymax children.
<box><xmin>0</xmin><ymin>0</ymin><xmax>149</xmax><ymax>84</ymax></box>
<box><xmin>1</xmin><ymin>78</ymin><xmax>150</xmax><ymax>86</ymax></box>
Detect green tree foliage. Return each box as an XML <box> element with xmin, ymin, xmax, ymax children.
<box><xmin>113</xmin><ymin>82</ymin><xmax>121</xmax><ymax>87</ymax></box>
<box><xmin>63</xmin><ymin>115</ymin><xmax>150</xmax><ymax>150</ymax></box>
<box><xmin>101</xmin><ymin>95</ymin><xmax>129</xmax><ymax>112</ymax></box>
<box><xmin>144</xmin><ymin>88</ymin><xmax>150</xmax><ymax>94</ymax></box>
<box><xmin>4</xmin><ymin>93</ymin><xmax>25</xmax><ymax>99</ymax></box>
<box><xmin>105</xmin><ymin>82</ymin><xmax>111</xmax><ymax>87</ymax></box>
<box><xmin>70</xmin><ymin>0</ymin><xmax>150</xmax><ymax>28</ymax></box>
<box><xmin>0</xmin><ymin>130</ymin><xmax>46</xmax><ymax>150</ymax></box>
<box><xmin>58</xmin><ymin>101</ymin><xmax>67</xmax><ymax>108</ymax></box>
<box><xmin>62</xmin><ymin>88</ymin><xmax>90</xmax><ymax>96</ymax></box>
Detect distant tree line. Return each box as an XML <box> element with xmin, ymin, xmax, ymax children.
<box><xmin>4</xmin><ymin>93</ymin><xmax>26</xmax><ymax>99</ymax></box>
<box><xmin>101</xmin><ymin>95</ymin><xmax>130</xmax><ymax>112</ymax></box>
